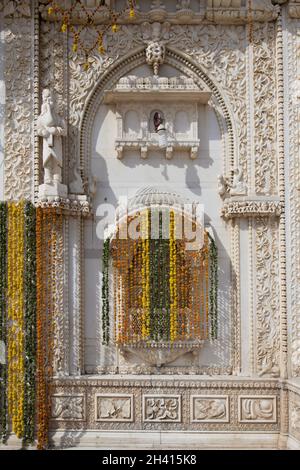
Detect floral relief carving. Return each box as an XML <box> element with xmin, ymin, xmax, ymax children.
<box><xmin>51</xmin><ymin>395</ymin><xmax>85</xmax><ymax>421</ymax></box>
<box><xmin>143</xmin><ymin>395</ymin><xmax>181</xmax><ymax>422</ymax></box>
<box><xmin>4</xmin><ymin>18</ymin><xmax>32</xmax><ymax>200</ymax></box>
<box><xmin>253</xmin><ymin>22</ymin><xmax>277</xmax><ymax>195</ymax></box>
<box><xmin>239</xmin><ymin>396</ymin><xmax>277</xmax><ymax>423</ymax></box>
<box><xmin>290</xmin><ymin>401</ymin><xmax>300</xmax><ymax>434</ymax></box>
<box><xmin>167</xmin><ymin>24</ymin><xmax>247</xmax><ymax>179</ymax></box>
<box><xmin>191</xmin><ymin>396</ymin><xmax>229</xmax><ymax>422</ymax></box>
<box><xmin>288</xmin><ymin>19</ymin><xmax>300</xmax><ymax>377</ymax></box>
<box><xmin>1</xmin><ymin>0</ymin><xmax>31</xmax><ymax>17</ymax></box>
<box><xmin>95</xmin><ymin>394</ymin><xmax>133</xmax><ymax>422</ymax></box>
<box><xmin>255</xmin><ymin>217</ymin><xmax>280</xmax><ymax>377</ymax></box>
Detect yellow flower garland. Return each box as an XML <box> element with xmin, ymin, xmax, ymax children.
<box><xmin>7</xmin><ymin>201</ymin><xmax>25</xmax><ymax>438</ymax></box>
<box><xmin>141</xmin><ymin>210</ymin><xmax>150</xmax><ymax>339</ymax></box>
<box><xmin>169</xmin><ymin>210</ymin><xmax>177</xmax><ymax>341</ymax></box>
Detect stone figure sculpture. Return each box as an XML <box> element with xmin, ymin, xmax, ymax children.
<box><xmin>37</xmin><ymin>88</ymin><xmax>67</xmax><ymax>198</ymax></box>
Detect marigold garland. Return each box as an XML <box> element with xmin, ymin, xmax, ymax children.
<box><xmin>102</xmin><ymin>207</ymin><xmax>218</xmax><ymax>346</ymax></box>
<box><xmin>0</xmin><ymin>202</ymin><xmax>7</xmax><ymax>442</ymax></box>
<box><xmin>7</xmin><ymin>201</ymin><xmax>25</xmax><ymax>438</ymax></box>
<box><xmin>169</xmin><ymin>210</ymin><xmax>177</xmax><ymax>342</ymax></box>
<box><xmin>141</xmin><ymin>210</ymin><xmax>150</xmax><ymax>340</ymax></box>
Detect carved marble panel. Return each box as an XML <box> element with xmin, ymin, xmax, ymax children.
<box><xmin>290</xmin><ymin>400</ymin><xmax>300</xmax><ymax>439</ymax></box>
<box><xmin>238</xmin><ymin>396</ymin><xmax>277</xmax><ymax>423</ymax></box>
<box><xmin>51</xmin><ymin>394</ymin><xmax>86</xmax><ymax>421</ymax></box>
<box><xmin>253</xmin><ymin>22</ymin><xmax>277</xmax><ymax>195</ymax></box>
<box><xmin>190</xmin><ymin>395</ymin><xmax>229</xmax><ymax>423</ymax></box>
<box><xmin>95</xmin><ymin>394</ymin><xmax>134</xmax><ymax>422</ymax></box>
<box><xmin>143</xmin><ymin>395</ymin><xmax>181</xmax><ymax>423</ymax></box>
<box><xmin>4</xmin><ymin>17</ymin><xmax>33</xmax><ymax>199</ymax></box>
<box><xmin>254</xmin><ymin>217</ymin><xmax>280</xmax><ymax>377</ymax></box>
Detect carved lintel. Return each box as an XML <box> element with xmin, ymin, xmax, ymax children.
<box><xmin>222</xmin><ymin>200</ymin><xmax>282</xmax><ymax>219</ymax></box>
<box><xmin>39</xmin><ymin>2</ymin><xmax>279</xmax><ymax>24</ymax></box>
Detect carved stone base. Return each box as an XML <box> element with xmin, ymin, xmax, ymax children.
<box><xmin>119</xmin><ymin>340</ymin><xmax>204</xmax><ymax>367</ymax></box>
<box><xmin>38</xmin><ymin>182</ymin><xmax>68</xmax><ymax>199</ymax></box>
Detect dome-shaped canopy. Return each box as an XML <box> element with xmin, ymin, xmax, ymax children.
<box><xmin>127</xmin><ymin>185</ymin><xmax>190</xmax><ymax>212</ymax></box>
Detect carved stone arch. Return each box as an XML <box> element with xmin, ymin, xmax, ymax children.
<box><xmin>79</xmin><ymin>46</ymin><xmax>238</xmax><ymax>189</ymax></box>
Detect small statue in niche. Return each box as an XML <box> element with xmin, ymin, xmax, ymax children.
<box><xmin>153</xmin><ymin>112</ymin><xmax>167</xmax><ymax>148</ymax></box>
<box><xmin>37</xmin><ymin>88</ymin><xmax>67</xmax><ymax>198</ymax></box>
<box><xmin>230</xmin><ymin>167</ymin><xmax>247</xmax><ymax>196</ymax></box>
<box><xmin>218</xmin><ymin>167</ymin><xmax>247</xmax><ymax>198</ymax></box>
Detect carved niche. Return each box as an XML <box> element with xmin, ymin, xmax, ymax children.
<box><xmin>103</xmin><ymin>75</ymin><xmax>211</xmax><ymax>160</ymax></box>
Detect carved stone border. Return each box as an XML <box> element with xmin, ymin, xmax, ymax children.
<box><xmin>95</xmin><ymin>394</ymin><xmax>134</xmax><ymax>423</ymax></box>
<box><xmin>238</xmin><ymin>395</ymin><xmax>277</xmax><ymax>423</ymax></box>
<box><xmin>190</xmin><ymin>395</ymin><xmax>230</xmax><ymax>423</ymax></box>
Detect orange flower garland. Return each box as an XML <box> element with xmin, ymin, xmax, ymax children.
<box><xmin>102</xmin><ymin>208</ymin><xmax>218</xmax><ymax>346</ymax></box>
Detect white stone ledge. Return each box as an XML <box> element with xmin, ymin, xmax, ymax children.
<box><xmin>48</xmin><ymin>430</ymin><xmax>280</xmax><ymax>450</ymax></box>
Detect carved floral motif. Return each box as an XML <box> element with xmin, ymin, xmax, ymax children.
<box><xmin>288</xmin><ymin>18</ymin><xmax>300</xmax><ymax>377</ymax></box>
<box><xmin>255</xmin><ymin>218</ymin><xmax>280</xmax><ymax>377</ymax></box>
<box><xmin>4</xmin><ymin>18</ymin><xmax>32</xmax><ymax>200</ymax></box>
<box><xmin>51</xmin><ymin>395</ymin><xmax>85</xmax><ymax>421</ymax></box>
<box><xmin>95</xmin><ymin>394</ymin><xmax>133</xmax><ymax>422</ymax></box>
<box><xmin>143</xmin><ymin>395</ymin><xmax>181</xmax><ymax>422</ymax></box>
<box><xmin>253</xmin><ymin>22</ymin><xmax>277</xmax><ymax>195</ymax></box>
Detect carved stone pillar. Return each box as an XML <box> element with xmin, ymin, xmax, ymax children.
<box><xmin>69</xmin><ymin>215</ymin><xmax>84</xmax><ymax>375</ymax></box>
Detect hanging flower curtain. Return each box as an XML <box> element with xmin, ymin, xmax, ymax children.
<box><xmin>102</xmin><ymin>207</ymin><xmax>218</xmax><ymax>347</ymax></box>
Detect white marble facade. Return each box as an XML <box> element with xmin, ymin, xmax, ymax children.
<box><xmin>1</xmin><ymin>0</ymin><xmax>300</xmax><ymax>449</ymax></box>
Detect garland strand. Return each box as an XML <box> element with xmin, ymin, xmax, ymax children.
<box><xmin>7</xmin><ymin>202</ymin><xmax>25</xmax><ymax>438</ymax></box>
<box><xmin>102</xmin><ymin>238</ymin><xmax>110</xmax><ymax>345</ymax></box>
<box><xmin>208</xmin><ymin>233</ymin><xmax>218</xmax><ymax>339</ymax></box>
<box><xmin>23</xmin><ymin>202</ymin><xmax>37</xmax><ymax>444</ymax></box>
<box><xmin>0</xmin><ymin>202</ymin><xmax>7</xmax><ymax>442</ymax></box>
<box><xmin>169</xmin><ymin>210</ymin><xmax>177</xmax><ymax>341</ymax></box>
<box><xmin>102</xmin><ymin>209</ymin><xmax>218</xmax><ymax>346</ymax></box>
<box><xmin>141</xmin><ymin>210</ymin><xmax>150</xmax><ymax>339</ymax></box>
